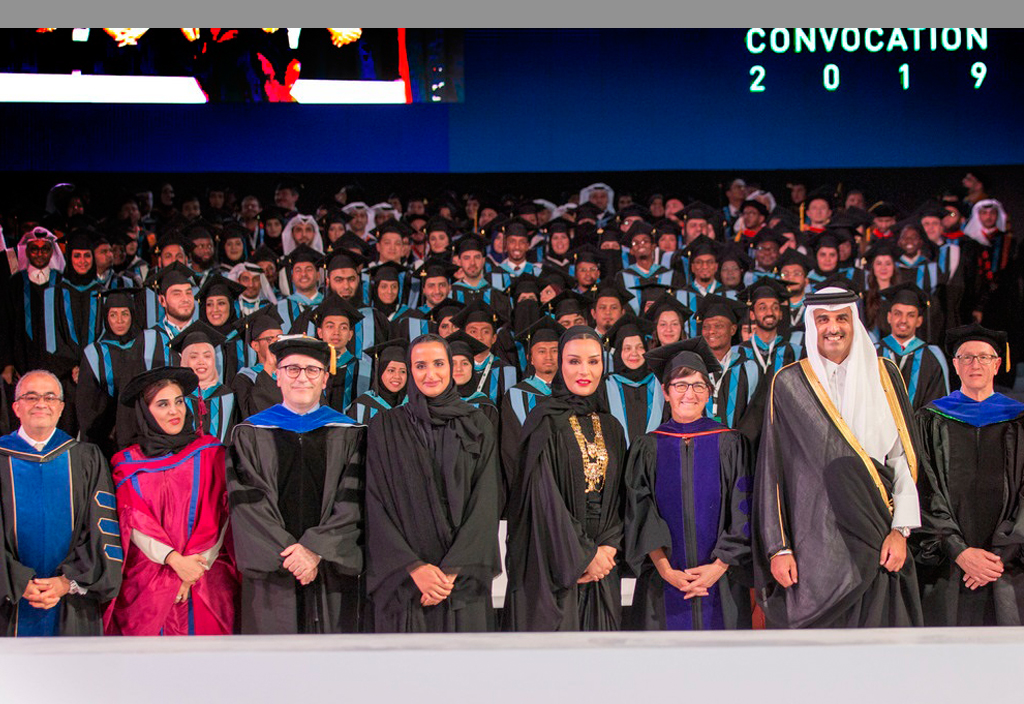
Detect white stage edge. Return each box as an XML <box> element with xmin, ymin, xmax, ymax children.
<box><xmin>2</xmin><ymin>628</ymin><xmax>1022</xmax><ymax>703</ymax></box>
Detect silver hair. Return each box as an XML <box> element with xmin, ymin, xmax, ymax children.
<box><xmin>14</xmin><ymin>370</ymin><xmax>64</xmax><ymax>401</ymax></box>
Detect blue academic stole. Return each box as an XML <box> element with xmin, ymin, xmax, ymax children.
<box><xmin>83</xmin><ymin>338</ymin><xmax>133</xmax><ymax>397</ymax></box>
<box><xmin>879</xmin><ymin>336</ymin><xmax>949</xmax><ymax>404</ymax></box>
<box><xmin>605</xmin><ymin>372</ymin><xmax>664</xmax><ymax>448</ymax></box>
<box><xmin>507</xmin><ymin>377</ymin><xmax>552</xmax><ymax>425</ymax></box>
<box><xmin>23</xmin><ymin>271</ymin><xmax>61</xmax><ymax>354</ymax></box>
<box><xmin>61</xmin><ymin>281</ymin><xmax>101</xmax><ymax>349</ymax></box>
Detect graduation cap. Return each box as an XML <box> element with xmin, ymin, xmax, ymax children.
<box><xmin>281</xmin><ymin>244</ymin><xmax>323</xmax><ymax>269</ymax></box>
<box><xmin>738</xmin><ymin>277</ymin><xmax>790</xmax><ymax>305</ymax></box>
<box><xmin>804</xmin><ymin>186</ymin><xmax>834</xmax><ymax>209</ymax></box>
<box><xmin>545</xmin><ymin>290</ymin><xmax>593</xmax><ymax>321</ymax></box>
<box><xmin>631</xmin><ymin>281</ymin><xmax>675</xmax><ymax>310</ymax></box>
<box><xmin>515</xmin><ymin>316</ymin><xmax>565</xmax><ymax>348</ymax></box>
<box><xmin>592</xmin><ymin>281</ymin><xmax>634</xmax><ymax>306</ymax></box>
<box><xmin>775</xmin><ymin>249</ymin><xmax>814</xmax><ymax>274</ymax></box>
<box><xmin>869</xmin><ymin>202</ymin><xmax>900</xmax><ymax>219</ymax></box>
<box><xmin>368</xmin><ymin>261</ymin><xmax>404</xmax><ymax>282</ymax></box>
<box><xmin>769</xmin><ymin>207</ymin><xmax>800</xmax><ymax>231</ymax></box>
<box><xmin>840</xmin><ymin>206</ymin><xmax>875</xmax><ymax>228</ymax></box>
<box><xmin>120</xmin><ymin>367</ymin><xmax>200</xmax><ymax>408</ymax></box>
<box><xmin>880</xmin><ymin>282</ymin><xmax>929</xmax><ymax>315</ymax></box>
<box><xmin>59</xmin><ymin>228</ymin><xmax>97</xmax><ymax>253</ymax></box>
<box><xmin>626</xmin><ymin>219</ymin><xmax>655</xmax><ymax>242</ymax></box>
<box><xmin>196</xmin><ymin>274</ymin><xmax>245</xmax><ymax>303</ymax></box>
<box><xmin>807</xmin><ymin>232</ymin><xmax>844</xmax><ymax>255</ymax></box>
<box><xmin>427</xmin><ymin>298</ymin><xmax>466</xmax><ymax>327</ymax></box>
<box><xmin>447</xmin><ymin>330</ymin><xmax>489</xmax><ymax>360</ymax></box>
<box><xmin>652</xmin><ymin>218</ymin><xmax>682</xmax><ymax>240</ymax></box>
<box><xmin>270</xmin><ymin>334</ymin><xmax>337</xmax><ymax>374</ymax></box>
<box><xmin>740</xmin><ymin>199</ymin><xmax>770</xmax><ymax>218</ymax></box>
<box><xmin>334</xmin><ymin>232</ymin><xmax>374</xmax><ymax>258</ymax></box>
<box><xmin>169</xmin><ymin>320</ymin><xmax>228</xmax><ymax>355</ymax></box>
<box><xmin>509</xmin><ymin>273</ymin><xmax>542</xmax><ymax>301</ymax></box>
<box><xmin>603</xmin><ymin>313</ymin><xmax>654</xmax><ymax>350</ymax></box>
<box><xmin>538</xmin><ymin>265</ymin><xmax>573</xmax><ymax>292</ymax></box>
<box><xmin>862</xmin><ymin>240</ymin><xmax>902</xmax><ymax>265</ymax></box>
<box><xmin>500</xmin><ymin>219</ymin><xmax>535</xmax><ymax>242</ymax></box>
<box><xmin>681</xmin><ymin>201</ymin><xmax>715</xmax><ymax>222</ymax></box>
<box><xmin>571</xmin><ymin>244</ymin><xmax>606</xmax><ymax>269</ymax></box>
<box><xmin>321</xmin><ymin>208</ymin><xmax>352</xmax><ymax>227</ymax></box>
<box><xmin>183</xmin><ymin>222</ymin><xmax>216</xmax><ymax>244</ymax></box>
<box><xmin>312</xmin><ymin>294</ymin><xmax>364</xmax><ymax>327</ymax></box>
<box><xmin>364</xmin><ymin>338</ymin><xmax>408</xmax><ymax>366</ymax></box>
<box><xmin>542</xmin><ymin>217</ymin><xmax>573</xmax><ymax>236</ymax></box>
<box><xmin>326</xmin><ymin>248</ymin><xmax>370</xmax><ymax>272</ymax></box>
<box><xmin>718</xmin><ymin>245</ymin><xmax>755</xmax><ymax>272</ymax></box>
<box><xmin>645</xmin><ymin>338</ymin><xmax>722</xmax><ymax>383</ymax></box>
<box><xmin>643</xmin><ymin>292</ymin><xmax>694</xmax><ymax>326</ymax></box>
<box><xmin>574</xmin><ymin>202</ymin><xmax>604</xmax><ymax>223</ymax></box>
<box><xmin>242</xmin><ymin>308</ymin><xmax>286</xmax><ymax>347</ymax></box>
<box><xmin>914</xmin><ymin>201</ymin><xmax>949</xmax><ymax>222</ymax></box>
<box><xmin>414</xmin><ymin>257</ymin><xmax>460</xmax><ymax>282</ymax></box>
<box><xmin>812</xmin><ymin>273</ymin><xmax>863</xmax><ymax>296</ymax></box>
<box><xmin>454</xmin><ymin>233</ymin><xmax>487</xmax><ymax>255</ymax></box>
<box><xmin>258</xmin><ymin>206</ymin><xmax>290</xmax><ymax>227</ymax></box>
<box><xmin>249</xmin><ymin>245</ymin><xmax>280</xmax><ymax>265</ymax></box>
<box><xmin>945</xmin><ymin>323</ymin><xmax>1011</xmax><ymax>372</ymax></box>
<box><xmin>425</xmin><ymin>216</ymin><xmax>457</xmax><ymax>236</ymax></box>
<box><xmin>682</xmin><ymin>234</ymin><xmax>719</xmax><ymax>261</ymax></box>
<box><xmin>154</xmin><ymin>232</ymin><xmax>189</xmax><ymax>257</ymax></box>
<box><xmin>150</xmin><ymin>261</ymin><xmax>198</xmax><ymax>293</ymax></box>
<box><xmin>752</xmin><ymin>227</ymin><xmax>787</xmax><ymax>249</ymax></box>
<box><xmin>597</xmin><ymin>226</ymin><xmax>626</xmax><ymax>247</ymax></box>
<box><xmin>617</xmin><ymin>204</ymin><xmax>651</xmax><ymax>224</ymax></box>
<box><xmin>99</xmin><ymin>286</ymin><xmax>142</xmax><ymax>312</ymax></box>
<box><xmin>275</xmin><ymin>178</ymin><xmax>304</xmax><ymax>195</ymax></box>
<box><xmin>451</xmin><ymin>300</ymin><xmax>504</xmax><ymax>330</ymax></box>
<box><xmin>513</xmin><ymin>201</ymin><xmax>546</xmax><ymax>217</ymax></box>
<box><xmin>697</xmin><ymin>294</ymin><xmax>747</xmax><ymax>325</ymax></box>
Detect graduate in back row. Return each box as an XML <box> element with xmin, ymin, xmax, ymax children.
<box><xmin>624</xmin><ymin>338</ymin><xmax>754</xmax><ymax>630</ymax></box>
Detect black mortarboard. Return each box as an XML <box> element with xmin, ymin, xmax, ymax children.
<box><xmin>269</xmin><ymin>334</ymin><xmax>335</xmax><ymax>372</ymax></box>
<box><xmin>258</xmin><ymin>206</ymin><xmax>289</xmax><ymax>227</ymax></box>
<box><xmin>454</xmin><ymin>233</ymin><xmax>487</xmax><ymax>255</ymax></box>
<box><xmin>451</xmin><ymin>300</ymin><xmax>503</xmax><ymax>330</ymax></box>
<box><xmin>804</xmin><ymin>187</ymin><xmax>834</xmax><ymax>209</ymax></box>
<box><xmin>681</xmin><ymin>201</ymin><xmax>715</xmax><ymax>222</ymax></box>
<box><xmin>643</xmin><ymin>292</ymin><xmax>694</xmax><ymax>326</ymax></box>
<box><xmin>542</xmin><ymin>217</ymin><xmax>573</xmax><ymax>236</ymax></box>
<box><xmin>414</xmin><ymin>258</ymin><xmax>460</xmax><ymax>282</ymax></box>
<box><xmin>196</xmin><ymin>274</ymin><xmax>245</xmax><ymax>303</ymax></box>
<box><xmin>682</xmin><ymin>234</ymin><xmax>719</xmax><ymax>260</ymax></box>
<box><xmin>61</xmin><ymin>228</ymin><xmax>96</xmax><ymax>253</ymax></box>
<box><xmin>249</xmin><ymin>245</ymin><xmax>279</xmax><ymax>265</ymax></box>
<box><xmin>593</xmin><ymin>281</ymin><xmax>634</xmax><ymax>306</ymax></box>
<box><xmin>545</xmin><ymin>290</ymin><xmax>592</xmax><ymax>321</ymax></box>
<box><xmin>574</xmin><ymin>202</ymin><xmax>604</xmax><ymax>222</ymax></box>
<box><xmin>509</xmin><ymin>273</ymin><xmax>542</xmax><ymax>300</ymax></box>
<box><xmin>335</xmin><ymin>232</ymin><xmax>373</xmax><ymax>258</ymax></box>
<box><xmin>945</xmin><ymin>323</ymin><xmax>1010</xmax><ymax>371</ymax></box>
<box><xmin>120</xmin><ymin>367</ymin><xmax>199</xmax><ymax>407</ymax></box>
<box><xmin>808</xmin><ymin>232</ymin><xmax>842</xmax><ymax>254</ymax></box>
<box><xmin>245</xmin><ymin>309</ymin><xmax>285</xmax><ymax>344</ymax></box>
<box><xmin>769</xmin><ymin>207</ymin><xmax>800</xmax><ymax>231</ymax></box>
<box><xmin>631</xmin><ymin>281</ymin><xmax>675</xmax><ymax>308</ymax></box>
<box><xmin>151</xmin><ymin>261</ymin><xmax>198</xmax><ymax>293</ymax></box>
<box><xmin>652</xmin><ymin>219</ymin><xmax>682</xmax><ymax>239</ymax></box>
<box><xmin>869</xmin><ymin>202</ymin><xmax>900</xmax><ymax>219</ymax></box>
<box><xmin>841</xmin><ymin>207</ymin><xmax>875</xmax><ymax>228</ymax></box>
<box><xmin>501</xmin><ymin>219</ymin><xmax>534</xmax><ymax>241</ymax></box>
<box><xmin>697</xmin><ymin>294</ymin><xmax>747</xmax><ymax>325</ymax></box>
<box><xmin>752</xmin><ymin>227</ymin><xmax>787</xmax><ymax>249</ymax></box>
<box><xmin>880</xmin><ymin>282</ymin><xmax>929</xmax><ymax>315</ymax></box>
<box><xmin>154</xmin><ymin>232</ymin><xmax>189</xmax><ymax>256</ymax></box>
<box><xmin>914</xmin><ymin>201</ymin><xmax>949</xmax><ymax>222</ymax></box>
<box><xmin>427</xmin><ymin>298</ymin><xmax>466</xmax><ymax>326</ymax></box>
<box><xmin>603</xmin><ymin>313</ymin><xmax>654</xmax><ymax>350</ymax></box>
<box><xmin>718</xmin><ymin>245</ymin><xmax>755</xmax><ymax>272</ymax></box>
<box><xmin>617</xmin><ymin>204</ymin><xmax>651</xmax><ymax>223</ymax></box>
<box><xmin>327</xmin><ymin>248</ymin><xmax>369</xmax><ymax>271</ymax></box>
<box><xmin>275</xmin><ymin>178</ymin><xmax>303</xmax><ymax>195</ymax></box>
<box><xmin>571</xmin><ymin>244</ymin><xmax>605</xmax><ymax>269</ymax></box>
<box><xmin>169</xmin><ymin>320</ymin><xmax>228</xmax><ymax>354</ymax></box>
<box><xmin>312</xmin><ymin>294</ymin><xmax>364</xmax><ymax>326</ymax></box>
<box><xmin>645</xmin><ymin>338</ymin><xmax>722</xmax><ymax>383</ymax></box>
<box><xmin>775</xmin><ymin>249</ymin><xmax>814</xmax><ymax>274</ymax></box>
<box><xmin>513</xmin><ymin>201</ymin><xmax>546</xmax><ymax>217</ymax></box>
<box><xmin>447</xmin><ymin>330</ymin><xmax>489</xmax><ymax>359</ymax></box>
<box><xmin>515</xmin><ymin>316</ymin><xmax>565</xmax><ymax>347</ymax></box>
<box><xmin>738</xmin><ymin>278</ymin><xmax>790</xmax><ymax>305</ymax></box>
<box><xmin>862</xmin><ymin>240</ymin><xmax>902</xmax><ymax>264</ymax></box>
<box><xmin>538</xmin><ymin>265</ymin><xmax>573</xmax><ymax>292</ymax></box>
<box><xmin>626</xmin><ymin>220</ymin><xmax>655</xmax><ymax>241</ymax></box>
<box><xmin>99</xmin><ymin>286</ymin><xmax>142</xmax><ymax>312</ymax></box>
<box><xmin>282</xmin><ymin>244</ymin><xmax>322</xmax><ymax>269</ymax></box>
<box><xmin>741</xmin><ymin>199</ymin><xmax>770</xmax><ymax>218</ymax></box>
<box><xmin>369</xmin><ymin>261</ymin><xmax>403</xmax><ymax>282</ymax></box>
<box><xmin>364</xmin><ymin>338</ymin><xmax>408</xmax><ymax>365</ymax></box>
<box><xmin>425</xmin><ymin>216</ymin><xmax>457</xmax><ymax>236</ymax></box>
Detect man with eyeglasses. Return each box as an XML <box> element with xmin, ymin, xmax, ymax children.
<box><xmin>913</xmin><ymin>323</ymin><xmax>1024</xmax><ymax>626</ymax></box>
<box><xmin>232</xmin><ymin>310</ymin><xmax>285</xmax><ymax>418</ymax></box>
<box><xmin>755</xmin><ymin>287</ymin><xmax>923</xmax><ymax>628</ymax></box>
<box><xmin>229</xmin><ymin>335</ymin><xmax>366</xmax><ymax>634</ymax></box>
<box><xmin>0</xmin><ymin>370</ymin><xmax>123</xmax><ymax>636</ymax></box>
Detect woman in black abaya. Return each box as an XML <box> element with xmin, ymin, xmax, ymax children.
<box><xmin>365</xmin><ymin>333</ymin><xmax>500</xmax><ymax>632</ymax></box>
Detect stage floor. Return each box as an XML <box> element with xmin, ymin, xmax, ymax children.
<box><xmin>2</xmin><ymin>628</ymin><xmax>1022</xmax><ymax>703</ymax></box>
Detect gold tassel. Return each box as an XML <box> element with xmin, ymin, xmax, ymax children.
<box><xmin>329</xmin><ymin>343</ymin><xmax>337</xmax><ymax>375</ymax></box>
<box><xmin>1007</xmin><ymin>342</ymin><xmax>1012</xmax><ymax>373</ymax></box>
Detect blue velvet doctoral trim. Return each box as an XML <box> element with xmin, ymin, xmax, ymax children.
<box><xmin>929</xmin><ymin>391</ymin><xmax>1024</xmax><ymax>428</ymax></box>
<box><xmin>653</xmin><ymin>417</ymin><xmax>728</xmax><ymax>631</ymax></box>
<box><xmin>0</xmin><ymin>429</ymin><xmax>74</xmax><ymax>457</ymax></box>
<box><xmin>245</xmin><ymin>403</ymin><xmax>359</xmax><ymax>431</ymax></box>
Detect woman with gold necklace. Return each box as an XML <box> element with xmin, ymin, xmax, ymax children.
<box><xmin>505</xmin><ymin>326</ymin><xmax>629</xmax><ymax>631</ymax></box>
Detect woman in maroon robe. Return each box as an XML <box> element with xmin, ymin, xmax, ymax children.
<box><xmin>106</xmin><ymin>367</ymin><xmax>239</xmax><ymax>635</ymax></box>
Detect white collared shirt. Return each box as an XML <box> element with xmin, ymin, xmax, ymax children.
<box><xmin>18</xmin><ymin>425</ymin><xmax>56</xmax><ymax>452</ymax></box>
<box><xmin>27</xmin><ymin>265</ymin><xmax>52</xmax><ymax>286</ymax></box>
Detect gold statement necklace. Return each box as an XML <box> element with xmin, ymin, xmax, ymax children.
<box><xmin>569</xmin><ymin>413</ymin><xmax>609</xmax><ymax>492</ymax></box>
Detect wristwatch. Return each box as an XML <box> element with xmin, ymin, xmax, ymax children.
<box><xmin>895</xmin><ymin>526</ymin><xmax>912</xmax><ymax>538</ymax></box>
<box><xmin>65</xmin><ymin>577</ymin><xmax>86</xmax><ymax>596</ymax></box>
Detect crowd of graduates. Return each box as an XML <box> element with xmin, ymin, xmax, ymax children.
<box><xmin>0</xmin><ymin>172</ymin><xmax>1020</xmax><ymax>635</ymax></box>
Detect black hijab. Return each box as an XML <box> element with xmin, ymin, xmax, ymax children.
<box><xmin>373</xmin><ymin>343</ymin><xmax>408</xmax><ymax>407</ymax></box>
<box><xmin>610</xmin><ymin>331</ymin><xmax>652</xmax><ymax>383</ymax></box>
<box><xmin>132</xmin><ymin>381</ymin><xmax>199</xmax><ymax>458</ymax></box>
<box><xmin>100</xmin><ymin>290</ymin><xmax>142</xmax><ymax>344</ymax></box>
<box><xmin>370</xmin><ymin>265</ymin><xmax>402</xmax><ymax>317</ymax></box>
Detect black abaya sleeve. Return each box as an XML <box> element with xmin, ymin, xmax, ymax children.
<box><xmin>712</xmin><ymin>431</ymin><xmax>754</xmax><ymax>586</ymax></box>
<box><xmin>624</xmin><ymin>433</ymin><xmax>673</xmax><ymax>576</ymax></box>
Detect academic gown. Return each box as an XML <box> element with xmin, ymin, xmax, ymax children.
<box><xmin>877</xmin><ymin>336</ymin><xmax>950</xmax><ymax>411</ymax></box>
<box><xmin>505</xmin><ymin>411</ymin><xmax>628</xmax><ymax>631</ymax></box>
<box><xmin>9</xmin><ymin>270</ymin><xmax>64</xmax><ymax>375</ymax></box>
<box><xmin>712</xmin><ymin>349</ymin><xmax>765</xmax><ymax>443</ymax></box>
<box><xmin>77</xmin><ymin>335</ymin><xmax>136</xmax><ymax>459</ymax></box>
<box><xmin>365</xmin><ymin>405</ymin><xmax>500</xmax><ymax>632</ymax></box>
<box><xmin>107</xmin><ymin>435</ymin><xmax>239</xmax><ymax>635</ymax></box>
<box><xmin>231</xmin><ymin>364</ymin><xmax>283</xmax><ymax>419</ymax></box>
<box><xmin>0</xmin><ymin>431</ymin><xmax>123</xmax><ymax>636</ymax></box>
<box><xmin>187</xmin><ymin>384</ymin><xmax>239</xmax><ymax>444</ymax></box>
<box><xmin>603</xmin><ymin>372</ymin><xmax>666</xmax><ymax>448</ymax></box>
<box><xmin>754</xmin><ymin>358</ymin><xmax>924</xmax><ymax>628</ymax></box>
<box><xmin>913</xmin><ymin>392</ymin><xmax>1024</xmax><ymax>626</ymax></box>
<box><xmin>499</xmin><ymin>377</ymin><xmax>552</xmax><ymax>514</ymax></box>
<box><xmin>228</xmin><ymin>405</ymin><xmax>366</xmax><ymax>634</ymax></box>
<box><xmin>346</xmin><ymin>391</ymin><xmax>406</xmax><ymax>424</ymax></box>
<box><xmin>624</xmin><ymin>418</ymin><xmax>754</xmax><ymax>630</ymax></box>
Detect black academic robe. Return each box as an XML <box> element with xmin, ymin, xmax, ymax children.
<box><xmin>876</xmin><ymin>337</ymin><xmax>950</xmax><ymax>411</ymax></box>
<box><xmin>913</xmin><ymin>403</ymin><xmax>1024</xmax><ymax>626</ymax></box>
<box><xmin>505</xmin><ymin>411</ymin><xmax>628</xmax><ymax>631</ymax></box>
<box><xmin>624</xmin><ymin>423</ymin><xmax>754</xmax><ymax>630</ymax></box>
<box><xmin>228</xmin><ymin>407</ymin><xmax>366</xmax><ymax>634</ymax></box>
<box><xmin>9</xmin><ymin>270</ymin><xmax>65</xmax><ymax>375</ymax></box>
<box><xmin>499</xmin><ymin>379</ymin><xmax>552</xmax><ymax>516</ymax></box>
<box><xmin>365</xmin><ymin>406</ymin><xmax>500</xmax><ymax>632</ymax></box>
<box><xmin>231</xmin><ymin>365</ymin><xmax>283</xmax><ymax>419</ymax></box>
<box><xmin>0</xmin><ymin>433</ymin><xmax>123</xmax><ymax>636</ymax></box>
<box><xmin>754</xmin><ymin>358</ymin><xmax>923</xmax><ymax>628</ymax></box>
<box><xmin>77</xmin><ymin>336</ymin><xmax>136</xmax><ymax>459</ymax></box>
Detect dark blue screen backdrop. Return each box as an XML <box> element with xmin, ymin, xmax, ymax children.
<box><xmin>2</xmin><ymin>28</ymin><xmax>1021</xmax><ymax>173</ymax></box>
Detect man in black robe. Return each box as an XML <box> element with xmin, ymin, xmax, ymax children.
<box><xmin>0</xmin><ymin>370</ymin><xmax>123</xmax><ymax>636</ymax></box>
<box><xmin>229</xmin><ymin>335</ymin><xmax>366</xmax><ymax>634</ymax></box>
<box><xmin>914</xmin><ymin>324</ymin><xmax>1024</xmax><ymax>625</ymax></box>
<box><xmin>231</xmin><ymin>310</ymin><xmax>284</xmax><ymax>418</ymax></box>
<box><xmin>754</xmin><ymin>287</ymin><xmax>924</xmax><ymax>628</ymax></box>
<box><xmin>875</xmin><ymin>283</ymin><xmax>950</xmax><ymax>411</ymax></box>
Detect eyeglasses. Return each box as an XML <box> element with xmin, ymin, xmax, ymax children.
<box><xmin>279</xmin><ymin>364</ymin><xmax>326</xmax><ymax>380</ymax></box>
<box><xmin>955</xmin><ymin>354</ymin><xmax>999</xmax><ymax>365</ymax></box>
<box><xmin>576</xmin><ymin>266</ymin><xmax>600</xmax><ymax>274</ymax></box>
<box><xmin>16</xmin><ymin>393</ymin><xmax>63</xmax><ymax>405</ymax></box>
<box><xmin>255</xmin><ymin>334</ymin><xmax>282</xmax><ymax>345</ymax></box>
<box><xmin>668</xmin><ymin>381</ymin><xmax>710</xmax><ymax>394</ymax></box>
<box><xmin>27</xmin><ymin>244</ymin><xmax>52</xmax><ymax>253</ymax></box>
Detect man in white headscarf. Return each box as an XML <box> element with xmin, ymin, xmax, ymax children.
<box><xmin>754</xmin><ymin>286</ymin><xmax>923</xmax><ymax>628</ymax></box>
<box><xmin>962</xmin><ymin>198</ymin><xmax>1014</xmax><ymax>325</ymax></box>
<box><xmin>578</xmin><ymin>183</ymin><xmax>615</xmax><ymax>225</ymax></box>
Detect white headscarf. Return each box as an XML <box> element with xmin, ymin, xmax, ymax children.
<box><xmin>803</xmin><ymin>287</ymin><xmax>899</xmax><ymax>465</ymax></box>
<box><xmin>342</xmin><ymin>201</ymin><xmax>377</xmax><ymax>232</ymax></box>
<box><xmin>228</xmin><ymin>261</ymin><xmax>278</xmax><ymax>305</ymax></box>
<box><xmin>281</xmin><ymin>214</ymin><xmax>323</xmax><ymax>255</ymax></box>
<box><xmin>551</xmin><ymin>203</ymin><xmax>577</xmax><ymax>220</ymax></box>
<box><xmin>17</xmin><ymin>227</ymin><xmax>66</xmax><ymax>273</ymax></box>
<box><xmin>579</xmin><ymin>183</ymin><xmax>616</xmax><ymax>216</ymax></box>
<box><xmin>963</xmin><ymin>198</ymin><xmax>1007</xmax><ymax>245</ymax></box>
